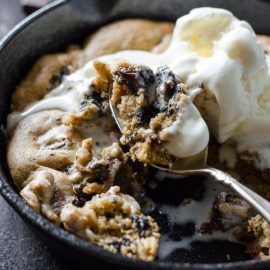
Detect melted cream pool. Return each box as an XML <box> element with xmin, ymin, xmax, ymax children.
<box><xmin>144</xmin><ymin>171</ymin><xmax>246</xmax><ymax>262</ymax></box>
<box><xmin>78</xmin><ymin>118</ymin><xmax>120</xmax><ymax>153</ymax></box>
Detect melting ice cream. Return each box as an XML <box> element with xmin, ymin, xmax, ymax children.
<box><xmin>8</xmin><ymin>7</ymin><xmax>270</xmax><ymax>165</ymax></box>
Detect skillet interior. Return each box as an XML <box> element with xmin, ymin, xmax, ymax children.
<box><xmin>1</xmin><ymin>0</ymin><xmax>270</xmax><ymax>269</ymax></box>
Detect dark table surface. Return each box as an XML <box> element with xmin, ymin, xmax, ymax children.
<box><xmin>0</xmin><ymin>1</ymin><xmax>76</xmax><ymax>269</ymax></box>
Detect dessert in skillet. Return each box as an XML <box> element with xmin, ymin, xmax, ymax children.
<box><xmin>7</xmin><ymin>8</ymin><xmax>270</xmax><ymax>262</ymax></box>
<box><xmin>111</xmin><ymin>64</ymin><xmax>208</xmax><ymax>165</ymax></box>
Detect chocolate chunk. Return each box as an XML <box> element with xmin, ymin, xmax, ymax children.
<box><xmin>155</xmin><ymin>65</ymin><xmax>185</xmax><ymax>112</ymax></box>
<box><xmin>169</xmin><ymin>222</ymin><xmax>196</xmax><ymax>241</ymax></box>
<box><xmin>72</xmin><ymin>184</ymin><xmax>94</xmax><ymax>207</ymax></box>
<box><xmin>80</xmin><ymin>91</ymin><xmax>105</xmax><ymax>116</ymax></box>
<box><xmin>49</xmin><ymin>66</ymin><xmax>70</xmax><ymax>90</ymax></box>
<box><xmin>122</xmin><ymin>237</ymin><xmax>131</xmax><ymax>246</ymax></box>
<box><xmin>150</xmin><ymin>209</ymin><xmax>171</xmax><ymax>234</ymax></box>
<box><xmin>114</xmin><ymin>68</ymin><xmax>138</xmax><ymax>91</ymax></box>
<box><xmin>111</xmin><ymin>241</ymin><xmax>121</xmax><ymax>252</ymax></box>
<box><xmin>135</xmin><ymin>105</ymin><xmax>159</xmax><ymax>126</ymax></box>
<box><xmin>156</xmin><ymin>65</ymin><xmax>177</xmax><ymax>102</ymax></box>
<box><xmin>51</xmin><ymin>186</ymin><xmax>66</xmax><ymax>215</ymax></box>
<box><xmin>80</xmin><ymin>97</ymin><xmax>89</xmax><ymax>107</ymax></box>
<box><xmin>113</xmin><ymin>66</ymin><xmax>155</xmax><ymax>93</ymax></box>
<box><xmin>91</xmin><ymin>91</ymin><xmax>104</xmax><ymax>109</ymax></box>
<box><xmin>88</xmin><ymin>159</ymin><xmax>111</xmax><ymax>182</ymax></box>
<box><xmin>156</xmin><ymin>66</ymin><xmax>176</xmax><ymax>85</ymax></box>
<box><xmin>199</xmin><ymin>219</ymin><xmax>221</xmax><ymax>234</ymax></box>
<box><xmin>135</xmin><ymin>108</ymin><xmax>146</xmax><ymax>122</ymax></box>
<box><xmin>131</xmin><ymin>216</ymin><xmax>151</xmax><ymax>235</ymax></box>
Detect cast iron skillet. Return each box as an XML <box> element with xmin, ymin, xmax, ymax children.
<box><xmin>1</xmin><ymin>0</ymin><xmax>270</xmax><ymax>269</ymax></box>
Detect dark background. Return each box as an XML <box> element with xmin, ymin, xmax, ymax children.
<box><xmin>0</xmin><ymin>1</ymin><xmax>74</xmax><ymax>269</ymax></box>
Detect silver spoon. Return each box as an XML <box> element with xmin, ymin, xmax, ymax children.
<box><xmin>109</xmin><ymin>95</ymin><xmax>270</xmax><ymax>223</ymax></box>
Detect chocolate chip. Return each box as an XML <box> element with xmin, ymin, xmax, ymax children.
<box><xmin>88</xmin><ymin>160</ymin><xmax>111</xmax><ymax>182</ymax></box>
<box><xmin>80</xmin><ymin>97</ymin><xmax>89</xmax><ymax>107</ymax></box>
<box><xmin>114</xmin><ymin>68</ymin><xmax>137</xmax><ymax>90</ymax></box>
<box><xmin>51</xmin><ymin>186</ymin><xmax>65</xmax><ymax>214</ymax></box>
<box><xmin>122</xmin><ymin>237</ymin><xmax>131</xmax><ymax>246</ymax></box>
<box><xmin>72</xmin><ymin>185</ymin><xmax>94</xmax><ymax>207</ymax></box>
<box><xmin>80</xmin><ymin>91</ymin><xmax>105</xmax><ymax>116</ymax></box>
<box><xmin>105</xmin><ymin>212</ymin><xmax>114</xmax><ymax>219</ymax></box>
<box><xmin>135</xmin><ymin>108</ymin><xmax>145</xmax><ymax>122</ymax></box>
<box><xmin>135</xmin><ymin>105</ymin><xmax>159</xmax><ymax>126</ymax></box>
<box><xmin>49</xmin><ymin>66</ymin><xmax>70</xmax><ymax>90</ymax></box>
<box><xmin>163</xmin><ymin>81</ymin><xmax>175</xmax><ymax>98</ymax></box>
<box><xmin>91</xmin><ymin>91</ymin><xmax>104</xmax><ymax>111</ymax></box>
<box><xmin>156</xmin><ymin>66</ymin><xmax>176</xmax><ymax>86</ymax></box>
<box><xmin>111</xmin><ymin>241</ymin><xmax>121</xmax><ymax>252</ymax></box>
<box><xmin>113</xmin><ymin>66</ymin><xmax>155</xmax><ymax>93</ymax></box>
<box><xmin>131</xmin><ymin>216</ymin><xmax>150</xmax><ymax>235</ymax></box>
<box><xmin>199</xmin><ymin>220</ymin><xmax>221</xmax><ymax>234</ymax></box>
<box><xmin>150</xmin><ymin>209</ymin><xmax>171</xmax><ymax>234</ymax></box>
<box><xmin>156</xmin><ymin>65</ymin><xmax>178</xmax><ymax>105</ymax></box>
<box><xmin>169</xmin><ymin>222</ymin><xmax>196</xmax><ymax>241</ymax></box>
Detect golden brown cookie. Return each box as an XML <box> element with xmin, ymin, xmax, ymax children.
<box><xmin>12</xmin><ymin>49</ymin><xmax>83</xmax><ymax>112</ymax></box>
<box><xmin>9</xmin><ymin>19</ymin><xmax>270</xmax><ymax>262</ymax></box>
<box><xmin>61</xmin><ymin>186</ymin><xmax>160</xmax><ymax>261</ymax></box>
<box><xmin>20</xmin><ymin>166</ymin><xmax>74</xmax><ymax>224</ymax></box>
<box><xmin>84</xmin><ymin>19</ymin><xmax>174</xmax><ymax>59</ymax></box>
<box><xmin>11</xmin><ymin>19</ymin><xmax>173</xmax><ymax>112</ymax></box>
<box><xmin>7</xmin><ymin>110</ymin><xmax>83</xmax><ymax>188</ymax></box>
<box><xmin>247</xmin><ymin>215</ymin><xmax>270</xmax><ymax>259</ymax></box>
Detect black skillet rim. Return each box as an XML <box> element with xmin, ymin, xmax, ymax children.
<box><xmin>0</xmin><ymin>0</ymin><xmax>269</xmax><ymax>269</ymax></box>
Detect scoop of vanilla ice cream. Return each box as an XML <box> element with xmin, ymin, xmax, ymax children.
<box><xmin>168</xmin><ymin>7</ymin><xmax>270</xmax><ymax>168</ymax></box>
<box><xmin>95</xmin><ymin>8</ymin><xmax>270</xmax><ymax>163</ymax></box>
<box><xmin>169</xmin><ymin>8</ymin><xmax>268</xmax><ymax>142</ymax></box>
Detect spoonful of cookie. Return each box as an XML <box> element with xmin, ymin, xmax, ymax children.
<box><xmin>109</xmin><ymin>63</ymin><xmax>270</xmax><ymax>223</ymax></box>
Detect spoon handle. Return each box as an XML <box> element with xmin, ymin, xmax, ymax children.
<box><xmin>205</xmin><ymin>166</ymin><xmax>270</xmax><ymax>223</ymax></box>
